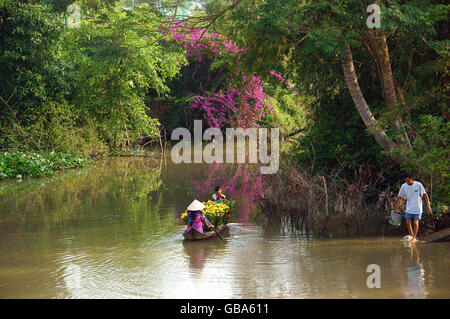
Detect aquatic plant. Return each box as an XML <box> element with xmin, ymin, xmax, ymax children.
<box><xmin>0</xmin><ymin>151</ymin><xmax>93</xmax><ymax>179</ymax></box>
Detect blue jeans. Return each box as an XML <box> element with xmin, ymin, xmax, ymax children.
<box><xmin>405</xmin><ymin>213</ymin><xmax>422</xmax><ymax>220</ymax></box>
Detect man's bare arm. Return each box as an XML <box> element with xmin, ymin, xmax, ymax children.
<box><xmin>424</xmin><ymin>193</ymin><xmax>432</xmax><ymax>213</ymax></box>
<box><xmin>395</xmin><ymin>197</ymin><xmax>404</xmax><ymax>212</ymax></box>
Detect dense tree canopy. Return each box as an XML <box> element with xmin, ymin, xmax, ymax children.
<box><xmin>0</xmin><ymin>0</ymin><xmax>448</xmax><ymax>218</ymax></box>
<box><xmin>0</xmin><ymin>0</ymin><xmax>185</xmax><ymax>153</ymax></box>
<box><xmin>203</xmin><ymin>0</ymin><xmax>448</xmax><ymax>212</ymax></box>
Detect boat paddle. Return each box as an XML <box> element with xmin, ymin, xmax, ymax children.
<box><xmin>201</xmin><ymin>216</ymin><xmax>223</xmax><ymax>239</ymax></box>
<box><xmin>212</xmin><ymin>227</ymin><xmax>223</xmax><ymax>239</ymax></box>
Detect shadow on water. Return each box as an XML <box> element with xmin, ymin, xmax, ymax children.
<box><xmin>182</xmin><ymin>231</ymin><xmax>230</xmax><ymax>271</ymax></box>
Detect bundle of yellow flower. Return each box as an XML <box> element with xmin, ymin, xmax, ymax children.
<box><xmin>181</xmin><ymin>200</ymin><xmax>233</xmax><ymax>231</ymax></box>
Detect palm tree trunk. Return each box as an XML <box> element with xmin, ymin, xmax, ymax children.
<box><xmin>369</xmin><ymin>31</ymin><xmax>397</xmax><ymax>108</ymax></box>
<box><xmin>365</xmin><ymin>14</ymin><xmax>411</xmax><ymax>148</ymax></box>
<box><xmin>340</xmin><ymin>44</ymin><xmax>396</xmax><ymax>152</ymax></box>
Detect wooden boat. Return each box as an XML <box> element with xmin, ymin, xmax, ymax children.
<box><xmin>183</xmin><ymin>224</ymin><xmax>228</xmax><ymax>241</ymax></box>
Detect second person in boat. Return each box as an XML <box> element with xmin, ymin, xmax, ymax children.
<box><xmin>212</xmin><ymin>186</ymin><xmax>226</xmax><ymax>202</ymax></box>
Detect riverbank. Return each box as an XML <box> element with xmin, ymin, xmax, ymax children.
<box><xmin>257</xmin><ymin>155</ymin><xmax>450</xmax><ymax>237</ymax></box>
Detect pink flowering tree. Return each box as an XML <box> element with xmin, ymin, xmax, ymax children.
<box><xmin>268</xmin><ymin>71</ymin><xmax>299</xmax><ymax>96</ymax></box>
<box><xmin>190</xmin><ymin>74</ymin><xmax>275</xmax><ymax>128</ymax></box>
<box><xmin>160</xmin><ymin>21</ymin><xmax>278</xmax><ymax>129</ymax></box>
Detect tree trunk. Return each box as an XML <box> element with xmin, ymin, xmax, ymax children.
<box><xmin>368</xmin><ymin>31</ymin><xmax>397</xmax><ymax>108</ymax></box>
<box><xmin>340</xmin><ymin>44</ymin><xmax>396</xmax><ymax>152</ymax></box>
<box><xmin>364</xmin><ymin>11</ymin><xmax>411</xmax><ymax>148</ymax></box>
<box><xmin>366</xmin><ymin>0</ymin><xmax>397</xmax><ymax>108</ymax></box>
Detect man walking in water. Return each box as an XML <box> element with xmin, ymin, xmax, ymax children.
<box><xmin>395</xmin><ymin>173</ymin><xmax>432</xmax><ymax>243</ymax></box>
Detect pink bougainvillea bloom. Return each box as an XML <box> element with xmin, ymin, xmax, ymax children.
<box><xmin>160</xmin><ymin>21</ymin><xmax>278</xmax><ymax>128</ymax></box>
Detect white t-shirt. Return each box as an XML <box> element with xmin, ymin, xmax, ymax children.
<box><xmin>398</xmin><ymin>181</ymin><xmax>426</xmax><ymax>214</ymax></box>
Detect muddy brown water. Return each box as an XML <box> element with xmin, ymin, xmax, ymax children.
<box><xmin>0</xmin><ymin>154</ymin><xmax>449</xmax><ymax>298</ymax></box>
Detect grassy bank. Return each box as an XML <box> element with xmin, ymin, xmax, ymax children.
<box><xmin>0</xmin><ymin>151</ymin><xmax>93</xmax><ymax>179</ymax></box>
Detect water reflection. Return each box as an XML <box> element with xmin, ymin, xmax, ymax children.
<box><xmin>182</xmin><ymin>234</ymin><xmax>229</xmax><ymax>272</ymax></box>
<box><xmin>403</xmin><ymin>243</ymin><xmax>427</xmax><ymax>298</ymax></box>
<box><xmin>191</xmin><ymin>163</ymin><xmax>263</xmax><ymax>223</ymax></box>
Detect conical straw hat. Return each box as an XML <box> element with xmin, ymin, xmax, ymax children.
<box><xmin>187</xmin><ymin>199</ymin><xmax>205</xmax><ymax>211</ymax></box>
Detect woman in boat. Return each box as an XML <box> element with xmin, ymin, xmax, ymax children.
<box><xmin>186</xmin><ymin>199</ymin><xmax>215</xmax><ymax>234</ymax></box>
<box><xmin>212</xmin><ymin>186</ymin><xmax>226</xmax><ymax>202</ymax></box>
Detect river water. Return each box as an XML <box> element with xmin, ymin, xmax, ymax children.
<box><xmin>0</xmin><ymin>154</ymin><xmax>449</xmax><ymax>298</ymax></box>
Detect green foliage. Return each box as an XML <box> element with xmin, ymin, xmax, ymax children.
<box><xmin>217</xmin><ymin>198</ymin><xmax>235</xmax><ymax>212</ymax></box>
<box><xmin>391</xmin><ymin>115</ymin><xmax>449</xmax><ymax>215</ymax></box>
<box><xmin>64</xmin><ymin>3</ymin><xmax>186</xmax><ymax>148</ymax></box>
<box><xmin>214</xmin><ymin>0</ymin><xmax>448</xmax><ymax>224</ymax></box>
<box><xmin>0</xmin><ymin>0</ymin><xmax>68</xmax><ymax>115</ymax></box>
<box><xmin>44</xmin><ymin>0</ymin><xmax>118</xmax><ymax>14</ymax></box>
<box><xmin>260</xmin><ymin>85</ymin><xmax>309</xmax><ymax>134</ymax></box>
<box><xmin>295</xmin><ymin>92</ymin><xmax>386</xmax><ymax>172</ymax></box>
<box><xmin>0</xmin><ymin>151</ymin><xmax>93</xmax><ymax>179</ymax></box>
<box><xmin>156</xmin><ymin>99</ymin><xmax>192</xmax><ymax>137</ymax></box>
<box><xmin>0</xmin><ymin>100</ymin><xmax>108</xmax><ymax>155</ymax></box>
<box><xmin>0</xmin><ymin>1</ymin><xmax>186</xmax><ymax>154</ymax></box>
